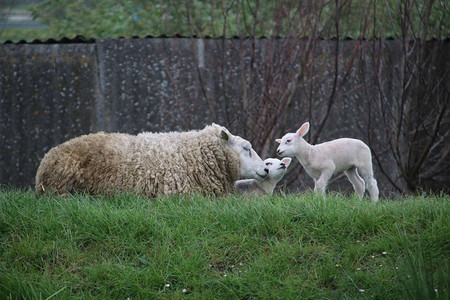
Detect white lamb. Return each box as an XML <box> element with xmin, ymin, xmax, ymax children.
<box><xmin>235</xmin><ymin>157</ymin><xmax>292</xmax><ymax>196</ymax></box>
<box><xmin>275</xmin><ymin>122</ymin><xmax>379</xmax><ymax>202</ymax></box>
<box><xmin>35</xmin><ymin>123</ymin><xmax>268</xmax><ymax>197</ymax></box>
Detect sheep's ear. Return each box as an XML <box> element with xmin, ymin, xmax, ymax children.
<box><xmin>282</xmin><ymin>157</ymin><xmax>292</xmax><ymax>167</ymax></box>
<box><xmin>220</xmin><ymin>130</ymin><xmax>229</xmax><ymax>141</ymax></box>
<box><xmin>212</xmin><ymin>123</ymin><xmax>222</xmax><ymax>131</ymax></box>
<box><xmin>275</xmin><ymin>139</ymin><xmax>282</xmax><ymax>144</ymax></box>
<box><xmin>296</xmin><ymin>122</ymin><xmax>310</xmax><ymax>137</ymax></box>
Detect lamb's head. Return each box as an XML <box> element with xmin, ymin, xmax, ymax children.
<box><xmin>213</xmin><ymin>124</ymin><xmax>268</xmax><ymax>180</ymax></box>
<box><xmin>264</xmin><ymin>157</ymin><xmax>292</xmax><ymax>182</ymax></box>
<box><xmin>275</xmin><ymin>122</ymin><xmax>310</xmax><ymax>157</ymax></box>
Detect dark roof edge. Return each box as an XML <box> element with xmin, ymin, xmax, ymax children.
<box><xmin>2</xmin><ymin>34</ymin><xmax>450</xmax><ymax>45</ymax></box>
<box><xmin>2</xmin><ymin>35</ymin><xmax>96</xmax><ymax>45</ymax></box>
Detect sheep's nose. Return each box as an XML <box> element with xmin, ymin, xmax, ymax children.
<box><xmin>264</xmin><ymin>168</ymin><xmax>269</xmax><ymax>174</ymax></box>
<box><xmin>276</xmin><ymin>150</ymin><xmax>283</xmax><ymax>156</ymax></box>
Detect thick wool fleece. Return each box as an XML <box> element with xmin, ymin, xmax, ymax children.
<box><xmin>35</xmin><ymin>125</ymin><xmax>240</xmax><ymax>197</ymax></box>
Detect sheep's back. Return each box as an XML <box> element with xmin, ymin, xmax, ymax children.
<box><xmin>35</xmin><ymin>132</ymin><xmax>133</xmax><ymax>195</ymax></box>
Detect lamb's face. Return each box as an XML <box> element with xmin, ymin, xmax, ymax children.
<box><xmin>264</xmin><ymin>158</ymin><xmax>292</xmax><ymax>181</ymax></box>
<box><xmin>228</xmin><ymin>134</ymin><xmax>268</xmax><ymax>180</ymax></box>
<box><xmin>275</xmin><ymin>122</ymin><xmax>310</xmax><ymax>157</ymax></box>
<box><xmin>275</xmin><ymin>132</ymin><xmax>299</xmax><ymax>157</ymax></box>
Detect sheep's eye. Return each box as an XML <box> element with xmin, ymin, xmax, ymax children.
<box><xmin>286</xmin><ymin>139</ymin><xmax>292</xmax><ymax>143</ymax></box>
<box><xmin>244</xmin><ymin>147</ymin><xmax>252</xmax><ymax>157</ymax></box>
<box><xmin>266</xmin><ymin>162</ymin><xmax>272</xmax><ymax>166</ymax></box>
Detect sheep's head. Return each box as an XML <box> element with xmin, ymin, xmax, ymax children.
<box><xmin>213</xmin><ymin>124</ymin><xmax>268</xmax><ymax>180</ymax></box>
<box><xmin>264</xmin><ymin>157</ymin><xmax>292</xmax><ymax>182</ymax></box>
<box><xmin>275</xmin><ymin>122</ymin><xmax>310</xmax><ymax>157</ymax></box>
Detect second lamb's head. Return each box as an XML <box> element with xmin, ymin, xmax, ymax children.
<box><xmin>275</xmin><ymin>122</ymin><xmax>310</xmax><ymax>157</ymax></box>
<box><xmin>213</xmin><ymin>124</ymin><xmax>268</xmax><ymax>180</ymax></box>
<box><xmin>264</xmin><ymin>157</ymin><xmax>292</xmax><ymax>182</ymax></box>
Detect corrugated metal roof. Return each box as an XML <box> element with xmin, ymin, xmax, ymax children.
<box><xmin>2</xmin><ymin>34</ymin><xmax>449</xmax><ymax>45</ymax></box>
<box><xmin>2</xmin><ymin>35</ymin><xmax>95</xmax><ymax>44</ymax></box>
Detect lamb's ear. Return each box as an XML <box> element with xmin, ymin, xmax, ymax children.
<box><xmin>282</xmin><ymin>157</ymin><xmax>292</xmax><ymax>167</ymax></box>
<box><xmin>275</xmin><ymin>139</ymin><xmax>282</xmax><ymax>144</ymax></box>
<box><xmin>296</xmin><ymin>122</ymin><xmax>310</xmax><ymax>137</ymax></box>
<box><xmin>220</xmin><ymin>130</ymin><xmax>229</xmax><ymax>141</ymax></box>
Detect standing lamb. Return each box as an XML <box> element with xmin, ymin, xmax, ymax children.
<box><xmin>235</xmin><ymin>157</ymin><xmax>292</xmax><ymax>196</ymax></box>
<box><xmin>275</xmin><ymin>122</ymin><xmax>379</xmax><ymax>202</ymax></box>
<box><xmin>35</xmin><ymin>123</ymin><xmax>269</xmax><ymax>197</ymax></box>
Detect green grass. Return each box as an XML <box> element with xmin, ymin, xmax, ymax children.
<box><xmin>1</xmin><ymin>189</ymin><xmax>449</xmax><ymax>299</ymax></box>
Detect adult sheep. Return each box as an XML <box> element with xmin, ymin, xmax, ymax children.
<box><xmin>35</xmin><ymin>123</ymin><xmax>268</xmax><ymax>197</ymax></box>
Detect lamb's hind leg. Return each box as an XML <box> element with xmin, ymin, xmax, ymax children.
<box><xmin>344</xmin><ymin>166</ymin><xmax>365</xmax><ymax>199</ymax></box>
<box><xmin>358</xmin><ymin>166</ymin><xmax>379</xmax><ymax>202</ymax></box>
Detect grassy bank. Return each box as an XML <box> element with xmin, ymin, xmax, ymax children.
<box><xmin>0</xmin><ymin>190</ymin><xmax>449</xmax><ymax>299</ymax></box>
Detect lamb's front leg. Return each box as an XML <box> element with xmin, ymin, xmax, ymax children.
<box><xmin>314</xmin><ymin>169</ymin><xmax>333</xmax><ymax>197</ymax></box>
